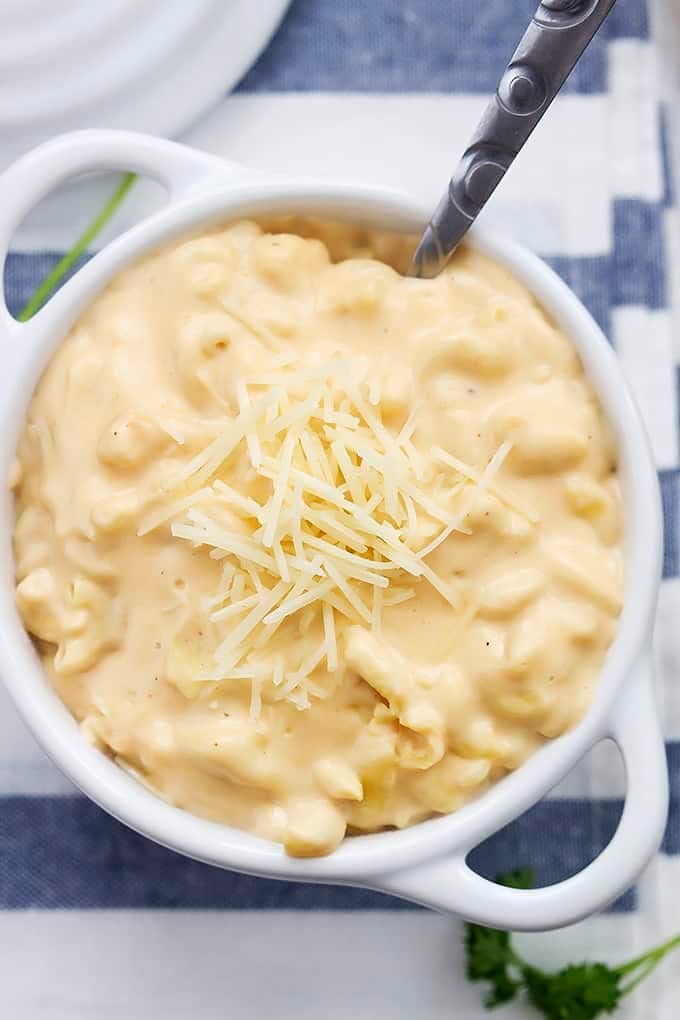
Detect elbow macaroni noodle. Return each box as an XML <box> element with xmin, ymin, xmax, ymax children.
<box><xmin>12</xmin><ymin>219</ymin><xmax>624</xmax><ymax>856</ymax></box>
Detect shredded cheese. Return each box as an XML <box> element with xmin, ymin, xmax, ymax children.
<box><xmin>236</xmin><ymin>380</ymin><xmax>262</xmax><ymax>470</ymax></box>
<box><xmin>430</xmin><ymin>443</ymin><xmax>539</xmax><ymax>523</ymax></box>
<box><xmin>418</xmin><ymin>441</ymin><xmax>514</xmax><ymax>559</ymax></box>
<box><xmin>322</xmin><ymin>602</ymin><xmax>338</xmax><ymax>671</ymax></box>
<box><xmin>164</xmin><ymin>359</ymin><xmax>516</xmax><ymax>715</ymax></box>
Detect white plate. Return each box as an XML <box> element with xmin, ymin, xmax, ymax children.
<box><xmin>0</xmin><ymin>0</ymin><xmax>290</xmax><ymax>169</ymax></box>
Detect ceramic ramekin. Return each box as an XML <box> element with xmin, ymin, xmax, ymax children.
<box><xmin>0</xmin><ymin>130</ymin><xmax>668</xmax><ymax>930</ymax></box>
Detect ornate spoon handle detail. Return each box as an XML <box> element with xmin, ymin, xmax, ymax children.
<box><xmin>410</xmin><ymin>0</ymin><xmax>617</xmax><ymax>278</ymax></box>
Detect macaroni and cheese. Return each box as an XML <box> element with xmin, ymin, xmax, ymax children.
<box><xmin>12</xmin><ymin>219</ymin><xmax>624</xmax><ymax>856</ymax></box>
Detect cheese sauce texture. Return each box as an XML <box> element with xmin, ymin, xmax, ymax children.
<box><xmin>13</xmin><ymin>219</ymin><xmax>624</xmax><ymax>856</ymax></box>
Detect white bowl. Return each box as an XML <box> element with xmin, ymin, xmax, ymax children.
<box><xmin>0</xmin><ymin>130</ymin><xmax>668</xmax><ymax>930</ymax></box>
<box><xmin>0</xmin><ymin>1</ymin><xmax>291</xmax><ymax>169</ymax></box>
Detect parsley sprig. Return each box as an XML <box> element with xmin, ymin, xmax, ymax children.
<box><xmin>465</xmin><ymin>870</ymin><xmax>680</xmax><ymax>1018</ymax></box>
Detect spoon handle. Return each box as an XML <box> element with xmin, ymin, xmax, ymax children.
<box><xmin>410</xmin><ymin>0</ymin><xmax>617</xmax><ymax>278</ymax></box>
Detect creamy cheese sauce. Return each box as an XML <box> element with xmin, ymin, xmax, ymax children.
<box><xmin>13</xmin><ymin>218</ymin><xmax>624</xmax><ymax>856</ymax></box>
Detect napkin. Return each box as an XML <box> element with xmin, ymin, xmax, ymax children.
<box><xmin>2</xmin><ymin>2</ymin><xmax>677</xmax><ymax>1017</ymax></box>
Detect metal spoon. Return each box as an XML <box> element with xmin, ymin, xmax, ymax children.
<box><xmin>409</xmin><ymin>0</ymin><xmax>617</xmax><ymax>278</ymax></box>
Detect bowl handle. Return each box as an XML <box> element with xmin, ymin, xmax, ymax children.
<box><xmin>376</xmin><ymin>656</ymin><xmax>668</xmax><ymax>930</ymax></box>
<box><xmin>0</xmin><ymin>128</ymin><xmax>247</xmax><ymax>332</ymax></box>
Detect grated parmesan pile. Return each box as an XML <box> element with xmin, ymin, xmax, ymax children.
<box><xmin>140</xmin><ymin>358</ymin><xmax>518</xmax><ymax>715</ymax></box>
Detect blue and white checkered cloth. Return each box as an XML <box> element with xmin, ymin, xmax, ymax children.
<box><xmin>2</xmin><ymin>2</ymin><xmax>679</xmax><ymax>1016</ymax></box>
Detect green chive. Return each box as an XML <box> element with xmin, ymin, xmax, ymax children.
<box><xmin>17</xmin><ymin>172</ymin><xmax>137</xmax><ymax>322</ymax></box>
